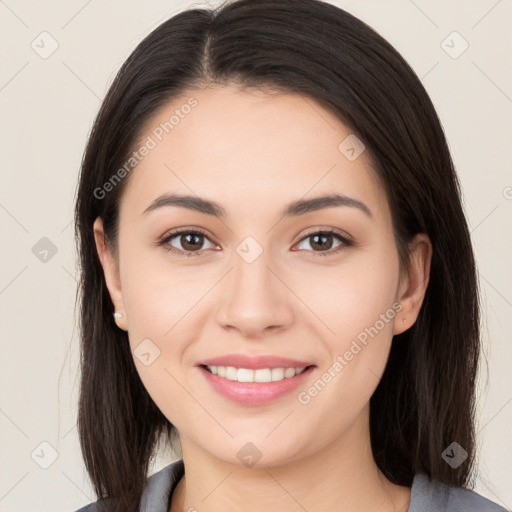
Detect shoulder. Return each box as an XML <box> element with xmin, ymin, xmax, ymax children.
<box><xmin>410</xmin><ymin>472</ymin><xmax>509</xmax><ymax>512</ymax></box>
<box><xmin>73</xmin><ymin>501</ymin><xmax>109</xmax><ymax>512</ymax></box>
<box><xmin>73</xmin><ymin>496</ymin><xmax>114</xmax><ymax>512</ymax></box>
<box><xmin>71</xmin><ymin>459</ymin><xmax>185</xmax><ymax>512</ymax></box>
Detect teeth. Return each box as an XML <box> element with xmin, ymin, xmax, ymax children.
<box><xmin>205</xmin><ymin>365</ymin><xmax>307</xmax><ymax>383</ymax></box>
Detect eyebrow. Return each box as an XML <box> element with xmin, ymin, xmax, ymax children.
<box><xmin>142</xmin><ymin>192</ymin><xmax>372</xmax><ymax>219</ymax></box>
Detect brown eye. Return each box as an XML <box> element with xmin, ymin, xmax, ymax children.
<box><xmin>178</xmin><ymin>232</ymin><xmax>204</xmax><ymax>251</ymax></box>
<box><xmin>160</xmin><ymin>229</ymin><xmax>216</xmax><ymax>256</ymax></box>
<box><xmin>295</xmin><ymin>230</ymin><xmax>353</xmax><ymax>256</ymax></box>
<box><xmin>309</xmin><ymin>233</ymin><xmax>335</xmax><ymax>251</ymax></box>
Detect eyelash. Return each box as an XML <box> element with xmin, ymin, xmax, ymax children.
<box><xmin>157</xmin><ymin>228</ymin><xmax>354</xmax><ymax>258</ymax></box>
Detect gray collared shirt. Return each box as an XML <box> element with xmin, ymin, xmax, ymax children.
<box><xmin>74</xmin><ymin>459</ymin><xmax>509</xmax><ymax>512</ymax></box>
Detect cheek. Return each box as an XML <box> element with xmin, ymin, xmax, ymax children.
<box><xmin>121</xmin><ymin>248</ymin><xmax>209</xmax><ymax>338</ymax></box>
<box><xmin>299</xmin><ymin>240</ymin><xmax>400</xmax><ymax>400</ymax></box>
<box><xmin>120</xmin><ymin>252</ymin><xmax>211</xmax><ymax>410</ymax></box>
<box><xmin>300</xmin><ymin>243</ymin><xmax>400</xmax><ymax>341</ymax></box>
<box><xmin>120</xmin><ymin>256</ymin><xmax>202</xmax><ymax>428</ymax></box>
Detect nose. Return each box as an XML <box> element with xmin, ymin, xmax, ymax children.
<box><xmin>215</xmin><ymin>250</ymin><xmax>294</xmax><ymax>339</ymax></box>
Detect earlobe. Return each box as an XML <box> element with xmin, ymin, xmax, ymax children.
<box><xmin>393</xmin><ymin>233</ymin><xmax>432</xmax><ymax>335</ymax></box>
<box><xmin>93</xmin><ymin>217</ymin><xmax>127</xmax><ymax>327</ymax></box>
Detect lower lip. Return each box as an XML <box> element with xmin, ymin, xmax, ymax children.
<box><xmin>198</xmin><ymin>365</ymin><xmax>316</xmax><ymax>406</ymax></box>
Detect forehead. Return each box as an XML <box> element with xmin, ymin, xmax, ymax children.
<box><xmin>119</xmin><ymin>85</ymin><xmax>389</xmax><ymax>224</ymax></box>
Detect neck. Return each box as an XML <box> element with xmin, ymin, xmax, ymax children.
<box><xmin>169</xmin><ymin>407</ymin><xmax>411</xmax><ymax>512</ymax></box>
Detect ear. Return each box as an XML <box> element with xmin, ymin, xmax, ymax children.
<box><xmin>393</xmin><ymin>233</ymin><xmax>432</xmax><ymax>335</ymax></box>
<box><xmin>93</xmin><ymin>217</ymin><xmax>127</xmax><ymax>328</ymax></box>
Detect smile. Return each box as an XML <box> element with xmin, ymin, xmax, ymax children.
<box><xmin>204</xmin><ymin>365</ymin><xmax>307</xmax><ymax>383</ymax></box>
<box><xmin>199</xmin><ymin>364</ymin><xmax>316</xmax><ymax>405</ymax></box>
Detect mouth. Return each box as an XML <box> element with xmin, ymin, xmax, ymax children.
<box><xmin>197</xmin><ymin>363</ymin><xmax>317</xmax><ymax>406</ymax></box>
<box><xmin>200</xmin><ymin>364</ymin><xmax>314</xmax><ymax>383</ymax></box>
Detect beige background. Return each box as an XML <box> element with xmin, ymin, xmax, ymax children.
<box><xmin>0</xmin><ymin>0</ymin><xmax>511</xmax><ymax>510</ymax></box>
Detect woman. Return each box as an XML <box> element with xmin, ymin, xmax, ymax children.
<box><xmin>73</xmin><ymin>0</ymin><xmax>508</xmax><ymax>511</ymax></box>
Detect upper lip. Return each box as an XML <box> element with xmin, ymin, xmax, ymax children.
<box><xmin>196</xmin><ymin>354</ymin><xmax>315</xmax><ymax>370</ymax></box>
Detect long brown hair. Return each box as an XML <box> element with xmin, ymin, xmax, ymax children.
<box><xmin>74</xmin><ymin>0</ymin><xmax>480</xmax><ymax>509</ymax></box>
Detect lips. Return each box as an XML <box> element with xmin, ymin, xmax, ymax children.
<box><xmin>196</xmin><ymin>353</ymin><xmax>314</xmax><ymax>370</ymax></box>
<box><xmin>198</xmin><ymin>363</ymin><xmax>316</xmax><ymax>405</ymax></box>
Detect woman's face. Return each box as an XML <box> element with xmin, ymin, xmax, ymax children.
<box><xmin>95</xmin><ymin>84</ymin><xmax>430</xmax><ymax>467</ymax></box>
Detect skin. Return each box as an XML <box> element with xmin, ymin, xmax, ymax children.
<box><xmin>94</xmin><ymin>85</ymin><xmax>432</xmax><ymax>512</ymax></box>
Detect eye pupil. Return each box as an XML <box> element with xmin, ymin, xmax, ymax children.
<box><xmin>310</xmin><ymin>233</ymin><xmax>333</xmax><ymax>251</ymax></box>
<box><xmin>181</xmin><ymin>233</ymin><xmax>203</xmax><ymax>251</ymax></box>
